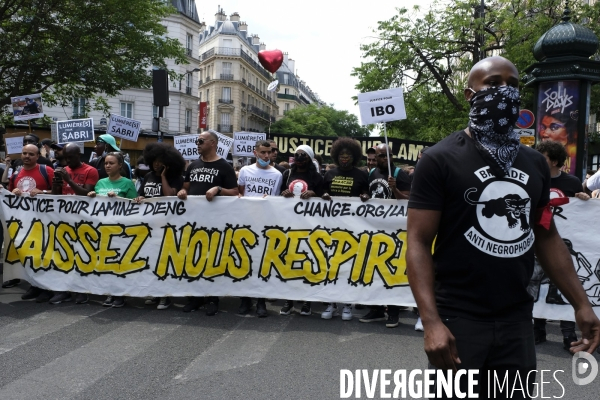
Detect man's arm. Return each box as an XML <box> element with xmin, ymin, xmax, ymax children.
<box><xmin>534</xmin><ymin>210</ymin><xmax>600</xmax><ymax>353</ymax></box>
<box><xmin>406</xmin><ymin>208</ymin><xmax>461</xmax><ymax>370</ymax></box>
<box><xmin>238</xmin><ymin>185</ymin><xmax>245</xmax><ymax>196</ymax></box>
<box><xmin>177</xmin><ymin>182</ymin><xmax>190</xmax><ymax>200</ymax></box>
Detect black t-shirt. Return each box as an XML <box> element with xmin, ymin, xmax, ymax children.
<box><xmin>185</xmin><ymin>158</ymin><xmax>237</xmax><ymax>196</ymax></box>
<box><xmin>551</xmin><ymin>172</ymin><xmax>582</xmax><ymax>198</ymax></box>
<box><xmin>368</xmin><ymin>166</ymin><xmax>411</xmax><ymax>199</ymax></box>
<box><xmin>323</xmin><ymin>167</ymin><xmax>368</xmax><ymax>197</ymax></box>
<box><xmin>138</xmin><ymin>172</ymin><xmax>184</xmax><ymax>198</ymax></box>
<box><xmin>408</xmin><ymin>130</ymin><xmax>550</xmax><ymax>321</ymax></box>
<box><xmin>272</xmin><ymin>163</ymin><xmax>286</xmax><ymax>174</ymax></box>
<box><xmin>281</xmin><ymin>168</ymin><xmax>324</xmax><ymax>197</ymax></box>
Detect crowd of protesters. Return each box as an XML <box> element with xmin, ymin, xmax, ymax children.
<box><xmin>0</xmin><ymin>130</ymin><xmax>598</xmax><ymax>355</ymax></box>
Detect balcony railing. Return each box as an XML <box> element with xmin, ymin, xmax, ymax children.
<box><xmin>217</xmin><ymin>124</ymin><xmax>233</xmax><ymax>133</ymax></box>
<box><xmin>197</xmin><ymin>79</ymin><xmax>203</xmax><ymax>86</ymax></box>
<box><xmin>242</xmin><ymin>78</ymin><xmax>246</xmax><ymax>84</ymax></box>
<box><xmin>186</xmin><ymin>48</ymin><xmax>192</xmax><ymax>57</ymax></box>
<box><xmin>219</xmin><ymin>73</ymin><xmax>234</xmax><ymax>80</ymax></box>
<box><xmin>278</xmin><ymin>93</ymin><xmax>300</xmax><ymax>101</ymax></box>
<box><xmin>206</xmin><ymin>76</ymin><xmax>211</xmax><ymax>82</ymax></box>
<box><xmin>248</xmin><ymin>105</ymin><xmax>270</xmax><ymax>121</ymax></box>
<box><xmin>241</xmin><ymin>102</ymin><xmax>246</xmax><ymax>108</ymax></box>
<box><xmin>199</xmin><ymin>47</ymin><xmax>272</xmax><ymax>80</ymax></box>
<box><xmin>240</xmin><ymin>126</ymin><xmax>245</xmax><ymax>131</ymax></box>
<box><xmin>184</xmin><ymin>126</ymin><xmax>191</xmax><ymax>133</ymax></box>
<box><xmin>218</xmin><ymin>99</ymin><xmax>233</xmax><ymax>104</ymax></box>
<box><xmin>185</xmin><ymin>87</ymin><xmax>192</xmax><ymax>95</ymax></box>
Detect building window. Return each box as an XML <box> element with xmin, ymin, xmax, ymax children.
<box><xmin>221</xmin><ymin>87</ymin><xmax>231</xmax><ymax>102</ymax></box>
<box><xmin>591</xmin><ymin>155</ymin><xmax>600</xmax><ymax>171</ymax></box>
<box><xmin>186</xmin><ymin>73</ymin><xmax>192</xmax><ymax>94</ymax></box>
<box><xmin>186</xmin><ymin>0</ymin><xmax>194</xmax><ymax>17</ymax></box>
<box><xmin>285</xmin><ymin>103</ymin><xmax>290</xmax><ymax>111</ymax></box>
<box><xmin>220</xmin><ymin>113</ymin><xmax>231</xmax><ymax>132</ymax></box>
<box><xmin>185</xmin><ymin>109</ymin><xmax>192</xmax><ymax>132</ymax></box>
<box><xmin>186</xmin><ymin>34</ymin><xmax>193</xmax><ymax>56</ymax></box>
<box><xmin>120</xmin><ymin>102</ymin><xmax>133</xmax><ymax>118</ymax></box>
<box><xmin>284</xmin><ymin>88</ymin><xmax>290</xmax><ymax>95</ymax></box>
<box><xmin>283</xmin><ymin>74</ymin><xmax>289</xmax><ymax>85</ymax></box>
<box><xmin>152</xmin><ymin>105</ymin><xmax>159</xmax><ymax>118</ymax></box>
<box><xmin>72</xmin><ymin>97</ymin><xmax>86</xmax><ymax>118</ymax></box>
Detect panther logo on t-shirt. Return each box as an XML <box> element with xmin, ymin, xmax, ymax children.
<box><xmin>463</xmin><ymin>166</ymin><xmax>534</xmax><ymax>258</ymax></box>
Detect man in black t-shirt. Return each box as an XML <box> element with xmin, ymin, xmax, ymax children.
<box><xmin>531</xmin><ymin>140</ymin><xmax>590</xmax><ymax>351</ymax></box>
<box><xmin>359</xmin><ymin>144</ymin><xmax>411</xmax><ymax>328</ymax></box>
<box><xmin>407</xmin><ymin>56</ymin><xmax>599</xmax><ymax>397</ymax></box>
<box><xmin>177</xmin><ymin>131</ymin><xmax>238</xmax><ymax>316</ymax></box>
<box><xmin>366</xmin><ymin>144</ymin><xmax>411</xmax><ymax>200</ymax></box>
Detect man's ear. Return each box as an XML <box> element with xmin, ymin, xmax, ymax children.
<box><xmin>464</xmin><ymin>88</ymin><xmax>475</xmax><ymax>102</ymax></box>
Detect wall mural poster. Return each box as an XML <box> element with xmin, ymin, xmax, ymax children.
<box><xmin>536</xmin><ymin>80</ymin><xmax>579</xmax><ymax>175</ymax></box>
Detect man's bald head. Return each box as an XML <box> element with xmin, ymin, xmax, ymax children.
<box><xmin>64</xmin><ymin>143</ymin><xmax>82</xmax><ymax>169</ymax></box>
<box><xmin>465</xmin><ymin>56</ymin><xmax>519</xmax><ymax>101</ymax></box>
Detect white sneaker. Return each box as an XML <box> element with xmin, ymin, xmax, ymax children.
<box><xmin>157</xmin><ymin>297</ymin><xmax>171</xmax><ymax>310</ymax></box>
<box><xmin>321</xmin><ymin>303</ymin><xmax>338</xmax><ymax>319</ymax></box>
<box><xmin>415</xmin><ymin>317</ymin><xmax>424</xmax><ymax>332</ymax></box>
<box><xmin>341</xmin><ymin>305</ymin><xmax>353</xmax><ymax>321</ymax></box>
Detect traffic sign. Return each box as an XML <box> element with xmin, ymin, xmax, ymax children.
<box><xmin>159</xmin><ymin>117</ymin><xmax>169</xmax><ymax>132</ymax></box>
<box><xmin>516</xmin><ymin>109</ymin><xmax>535</xmax><ymax>129</ymax></box>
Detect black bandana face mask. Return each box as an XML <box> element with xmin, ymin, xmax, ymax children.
<box><xmin>468</xmin><ymin>85</ymin><xmax>521</xmax><ymax>177</ymax></box>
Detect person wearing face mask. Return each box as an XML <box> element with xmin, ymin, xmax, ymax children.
<box><xmin>279</xmin><ymin>144</ymin><xmax>324</xmax><ymax>316</ymax></box>
<box><xmin>321</xmin><ymin>137</ymin><xmax>368</xmax><ymax>321</ymax></box>
<box><xmin>236</xmin><ymin>140</ymin><xmax>282</xmax><ymax>317</ymax></box>
<box><xmin>406</xmin><ymin>56</ymin><xmax>600</xmax><ymax>397</ymax></box>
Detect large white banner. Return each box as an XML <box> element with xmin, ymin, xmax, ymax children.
<box><xmin>0</xmin><ymin>190</ymin><xmax>598</xmax><ymax>320</ymax></box>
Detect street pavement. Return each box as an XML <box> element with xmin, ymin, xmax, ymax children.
<box><xmin>0</xmin><ymin>280</ymin><xmax>598</xmax><ymax>400</ymax></box>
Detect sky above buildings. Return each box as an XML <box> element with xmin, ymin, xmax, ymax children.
<box><xmin>195</xmin><ymin>0</ymin><xmax>429</xmax><ymax>126</ymax></box>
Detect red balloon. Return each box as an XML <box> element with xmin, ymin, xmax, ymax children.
<box><xmin>258</xmin><ymin>50</ymin><xmax>283</xmax><ymax>74</ymax></box>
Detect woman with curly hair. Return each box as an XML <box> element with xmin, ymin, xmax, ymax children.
<box><xmin>135</xmin><ymin>142</ymin><xmax>186</xmax><ymax>310</ymax></box>
<box><xmin>320</xmin><ymin>137</ymin><xmax>369</xmax><ymax>321</ymax></box>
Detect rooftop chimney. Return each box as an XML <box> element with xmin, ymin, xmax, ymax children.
<box><xmin>215</xmin><ymin>6</ymin><xmax>226</xmax><ymax>22</ymax></box>
<box><xmin>288</xmin><ymin>58</ymin><xmax>296</xmax><ymax>75</ymax></box>
<box><xmin>252</xmin><ymin>34</ymin><xmax>260</xmax><ymax>45</ymax></box>
<box><xmin>239</xmin><ymin>21</ymin><xmax>248</xmax><ymax>31</ymax></box>
<box><xmin>260</xmin><ymin>42</ymin><xmax>266</xmax><ymax>51</ymax></box>
<box><xmin>230</xmin><ymin>12</ymin><xmax>240</xmax><ymax>22</ymax></box>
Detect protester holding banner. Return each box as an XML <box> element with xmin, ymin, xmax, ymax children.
<box><xmin>360</xmin><ymin>143</ymin><xmax>411</xmax><ymax>328</ymax></box>
<box><xmin>279</xmin><ymin>145</ymin><xmax>323</xmax><ymax>316</ymax></box>
<box><xmin>50</xmin><ymin>143</ymin><xmax>99</xmax><ymax>305</ymax></box>
<box><xmin>177</xmin><ymin>131</ymin><xmax>238</xmax><ymax>315</ymax></box>
<box><xmin>89</xmin><ymin>134</ymin><xmax>132</xmax><ymax>179</ymax></box>
<box><xmin>88</xmin><ymin>153</ymin><xmax>137</xmax><ymax>200</ymax></box>
<box><xmin>407</xmin><ymin>56</ymin><xmax>599</xmax><ymax>396</ymax></box>
<box><xmin>135</xmin><ymin>143</ymin><xmax>185</xmax><ymax>202</ymax></box>
<box><xmin>321</xmin><ymin>138</ymin><xmax>368</xmax><ymax>321</ymax></box>
<box><xmin>1</xmin><ymin>135</ymin><xmax>53</xmax><ymax>186</ymax></box>
<box><xmin>133</xmin><ymin>157</ymin><xmax>151</xmax><ymax>192</ymax></box>
<box><xmin>136</xmin><ymin>143</ymin><xmax>185</xmax><ymax>310</ymax></box>
<box><xmin>7</xmin><ymin>144</ymin><xmax>54</xmax><ymax>300</ymax></box>
<box><xmin>531</xmin><ymin>140</ymin><xmax>590</xmax><ymax>351</ymax></box>
<box><xmin>237</xmin><ymin>140</ymin><xmax>283</xmax><ymax>317</ymax></box>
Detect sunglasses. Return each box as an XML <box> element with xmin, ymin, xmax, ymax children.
<box><xmin>195</xmin><ymin>138</ymin><xmax>213</xmax><ymax>145</ymax></box>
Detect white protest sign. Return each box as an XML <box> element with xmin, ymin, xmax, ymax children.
<box><xmin>5</xmin><ymin>137</ymin><xmax>24</xmax><ymax>155</ymax></box>
<box><xmin>56</xmin><ymin>118</ymin><xmax>94</xmax><ymax>144</ymax></box>
<box><xmin>11</xmin><ymin>93</ymin><xmax>45</xmax><ymax>121</ymax></box>
<box><xmin>174</xmin><ymin>134</ymin><xmax>199</xmax><ymax>160</ymax></box>
<box><xmin>211</xmin><ymin>130</ymin><xmax>233</xmax><ymax>158</ymax></box>
<box><xmin>107</xmin><ymin>114</ymin><xmax>142</xmax><ymax>141</ymax></box>
<box><xmin>358</xmin><ymin>88</ymin><xmax>406</xmax><ymax>125</ymax></box>
<box><xmin>233</xmin><ymin>132</ymin><xmax>266</xmax><ymax>157</ymax></box>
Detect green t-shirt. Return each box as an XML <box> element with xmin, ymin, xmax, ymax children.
<box><xmin>94</xmin><ymin>177</ymin><xmax>137</xmax><ymax>199</ymax></box>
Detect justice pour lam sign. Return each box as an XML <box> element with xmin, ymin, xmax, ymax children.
<box><xmin>358</xmin><ymin>88</ymin><xmax>407</xmax><ymax>125</ymax></box>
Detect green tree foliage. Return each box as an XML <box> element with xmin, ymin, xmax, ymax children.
<box><xmin>270</xmin><ymin>103</ymin><xmax>371</xmax><ymax>137</ymax></box>
<box><xmin>0</xmin><ymin>0</ymin><xmax>186</xmax><ymax>117</ymax></box>
<box><xmin>352</xmin><ymin>0</ymin><xmax>600</xmax><ymax>142</ymax></box>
